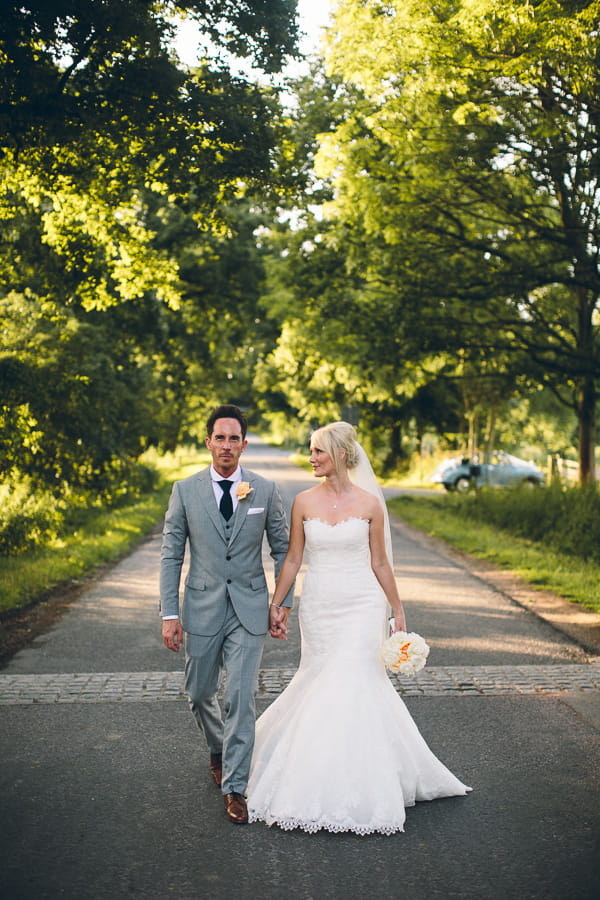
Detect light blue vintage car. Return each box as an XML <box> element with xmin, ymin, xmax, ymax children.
<box><xmin>431</xmin><ymin>451</ymin><xmax>545</xmax><ymax>492</ymax></box>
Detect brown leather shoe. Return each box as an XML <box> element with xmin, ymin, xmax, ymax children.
<box><xmin>209</xmin><ymin>753</ymin><xmax>222</xmax><ymax>788</ymax></box>
<box><xmin>224</xmin><ymin>792</ymin><xmax>248</xmax><ymax>824</ymax></box>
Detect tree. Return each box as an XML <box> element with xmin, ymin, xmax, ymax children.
<box><xmin>254</xmin><ymin>202</ymin><xmax>469</xmax><ymax>468</ymax></box>
<box><xmin>147</xmin><ymin>193</ymin><xmax>284</xmax><ymax>445</ymax></box>
<box><xmin>0</xmin><ymin>1</ymin><xmax>298</xmax><ymax>146</ymax></box>
<box><xmin>316</xmin><ymin>0</ymin><xmax>600</xmax><ymax>481</ymax></box>
<box><xmin>248</xmin><ymin>61</ymin><xmax>470</xmax><ymax>466</ymax></box>
<box><xmin>0</xmin><ymin>0</ymin><xmax>299</xmax><ymax>494</ymax></box>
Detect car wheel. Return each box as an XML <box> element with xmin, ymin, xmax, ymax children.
<box><xmin>523</xmin><ymin>478</ymin><xmax>540</xmax><ymax>488</ymax></box>
<box><xmin>443</xmin><ymin>482</ymin><xmax>455</xmax><ymax>492</ymax></box>
<box><xmin>454</xmin><ymin>476</ymin><xmax>472</xmax><ymax>493</ymax></box>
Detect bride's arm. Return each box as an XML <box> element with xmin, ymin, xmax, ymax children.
<box><xmin>269</xmin><ymin>496</ymin><xmax>306</xmax><ymax>637</ymax></box>
<box><xmin>369</xmin><ymin>503</ymin><xmax>407</xmax><ymax>632</ymax></box>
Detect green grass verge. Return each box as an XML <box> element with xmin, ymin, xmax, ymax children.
<box><xmin>0</xmin><ymin>448</ymin><xmax>210</xmax><ymax>616</ymax></box>
<box><xmin>389</xmin><ymin>495</ymin><xmax>600</xmax><ymax>615</ymax></box>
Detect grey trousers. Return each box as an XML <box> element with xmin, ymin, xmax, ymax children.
<box><xmin>184</xmin><ymin>600</ymin><xmax>265</xmax><ymax>795</ymax></box>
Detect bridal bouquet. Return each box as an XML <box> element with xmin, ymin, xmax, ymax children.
<box><xmin>380</xmin><ymin>631</ymin><xmax>430</xmax><ymax>676</ymax></box>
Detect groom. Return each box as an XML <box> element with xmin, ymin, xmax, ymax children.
<box><xmin>160</xmin><ymin>404</ymin><xmax>293</xmax><ymax>823</ymax></box>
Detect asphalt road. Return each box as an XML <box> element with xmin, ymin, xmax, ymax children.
<box><xmin>1</xmin><ymin>437</ymin><xmax>599</xmax><ymax>900</ymax></box>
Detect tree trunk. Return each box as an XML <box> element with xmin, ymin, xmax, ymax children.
<box><xmin>483</xmin><ymin>404</ymin><xmax>497</xmax><ymax>463</ymax></box>
<box><xmin>385</xmin><ymin>420</ymin><xmax>403</xmax><ymax>470</ymax></box>
<box><xmin>466</xmin><ymin>411</ymin><xmax>478</xmax><ymax>459</ymax></box>
<box><xmin>577</xmin><ymin>374</ymin><xmax>596</xmax><ymax>484</ymax></box>
<box><xmin>575</xmin><ymin>285</ymin><xmax>597</xmax><ymax>484</ymax></box>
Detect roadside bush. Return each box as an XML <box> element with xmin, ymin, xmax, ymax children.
<box><xmin>448</xmin><ymin>484</ymin><xmax>600</xmax><ymax>564</ymax></box>
<box><xmin>1</xmin><ymin>460</ymin><xmax>160</xmax><ymax>557</ymax></box>
<box><xmin>0</xmin><ymin>480</ymin><xmax>65</xmax><ymax>556</ymax></box>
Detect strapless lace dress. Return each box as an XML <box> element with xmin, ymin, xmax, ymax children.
<box><xmin>247</xmin><ymin>517</ymin><xmax>471</xmax><ymax>835</ymax></box>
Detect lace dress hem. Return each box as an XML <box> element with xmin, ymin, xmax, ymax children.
<box><xmin>248</xmin><ymin>812</ymin><xmax>406</xmax><ymax>835</ymax></box>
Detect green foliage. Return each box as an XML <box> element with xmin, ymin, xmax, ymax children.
<box><xmin>0</xmin><ymin>2</ymin><xmax>298</xmax><ymax>166</ymax></box>
<box><xmin>0</xmin><ymin>485</ymin><xmax>172</xmax><ymax>614</ymax></box>
<box><xmin>0</xmin><ymin>446</ymin><xmax>208</xmax><ymax>613</ymax></box>
<box><xmin>1</xmin><ymin>292</ymin><xmax>159</xmax><ymax>490</ymax></box>
<box><xmin>0</xmin><ymin>480</ymin><xmax>65</xmax><ymax>556</ymax></box>
<box><xmin>293</xmin><ymin>0</ymin><xmax>600</xmax><ymax>480</ymax></box>
<box><xmin>0</xmin><ymin>462</ymin><xmax>159</xmax><ymax>557</ymax></box>
<box><xmin>390</xmin><ymin>491</ymin><xmax>600</xmax><ymax>613</ymax></box>
<box><xmin>254</xmin><ymin>207</ymin><xmax>469</xmax><ymax>468</ymax></box>
<box><xmin>148</xmin><ymin>196</ymin><xmax>283</xmax><ymax>446</ymax></box>
<box><xmin>0</xmin><ymin>1</ymin><xmax>299</xmax><ymax>501</ymax></box>
<box><xmin>491</xmin><ymin>390</ymin><xmax>578</xmax><ymax>461</ymax></box>
<box><xmin>448</xmin><ymin>484</ymin><xmax>600</xmax><ymax>565</ymax></box>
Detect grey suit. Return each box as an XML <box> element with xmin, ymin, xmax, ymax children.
<box><xmin>160</xmin><ymin>465</ymin><xmax>292</xmax><ymax>793</ymax></box>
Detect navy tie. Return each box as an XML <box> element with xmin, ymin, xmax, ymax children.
<box><xmin>219</xmin><ymin>480</ymin><xmax>233</xmax><ymax>521</ymax></box>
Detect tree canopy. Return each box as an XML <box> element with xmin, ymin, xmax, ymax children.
<box><xmin>0</xmin><ymin>0</ymin><xmax>299</xmax><ymax>500</ymax></box>
<box><xmin>256</xmin><ymin>0</ymin><xmax>599</xmax><ymax>478</ymax></box>
<box><xmin>2</xmin><ymin>0</ymin><xmax>599</xmax><ymax>518</ymax></box>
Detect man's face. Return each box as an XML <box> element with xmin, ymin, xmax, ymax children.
<box><xmin>206</xmin><ymin>417</ymin><xmax>247</xmax><ymax>477</ymax></box>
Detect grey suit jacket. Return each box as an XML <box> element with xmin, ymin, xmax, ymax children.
<box><xmin>160</xmin><ymin>466</ymin><xmax>293</xmax><ymax>636</ymax></box>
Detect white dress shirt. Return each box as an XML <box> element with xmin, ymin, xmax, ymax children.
<box><xmin>210</xmin><ymin>464</ymin><xmax>243</xmax><ymax>514</ymax></box>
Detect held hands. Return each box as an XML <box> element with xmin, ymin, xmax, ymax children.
<box><xmin>162</xmin><ymin>618</ymin><xmax>183</xmax><ymax>653</ymax></box>
<box><xmin>269</xmin><ymin>604</ymin><xmax>290</xmax><ymax>640</ymax></box>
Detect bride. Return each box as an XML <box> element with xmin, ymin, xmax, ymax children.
<box><xmin>247</xmin><ymin>421</ymin><xmax>471</xmax><ymax>835</ymax></box>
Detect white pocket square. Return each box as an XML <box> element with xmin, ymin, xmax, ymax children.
<box><xmin>247</xmin><ymin>507</ymin><xmax>265</xmax><ymax>515</ymax></box>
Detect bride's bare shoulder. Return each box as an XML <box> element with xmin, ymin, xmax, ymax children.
<box><xmin>292</xmin><ymin>486</ymin><xmax>320</xmax><ymax>510</ymax></box>
<box><xmin>296</xmin><ymin>485</ymin><xmax>321</xmax><ymax>499</ymax></box>
<box><xmin>292</xmin><ymin>485</ymin><xmax>325</xmax><ymax>518</ymax></box>
<box><xmin>352</xmin><ymin>486</ymin><xmax>381</xmax><ymax>517</ymax></box>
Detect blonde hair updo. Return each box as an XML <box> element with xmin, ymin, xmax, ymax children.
<box><xmin>310</xmin><ymin>421</ymin><xmax>360</xmax><ymax>473</ymax></box>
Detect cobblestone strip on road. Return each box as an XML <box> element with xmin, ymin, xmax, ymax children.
<box><xmin>1</xmin><ymin>664</ymin><xmax>599</xmax><ymax>704</ymax></box>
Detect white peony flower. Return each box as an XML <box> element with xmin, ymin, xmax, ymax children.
<box><xmin>380</xmin><ymin>631</ymin><xmax>430</xmax><ymax>676</ymax></box>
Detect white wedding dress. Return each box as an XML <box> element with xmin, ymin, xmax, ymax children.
<box><xmin>247</xmin><ymin>517</ymin><xmax>471</xmax><ymax>835</ymax></box>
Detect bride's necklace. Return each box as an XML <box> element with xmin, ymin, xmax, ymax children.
<box><xmin>325</xmin><ymin>483</ymin><xmax>350</xmax><ymax>510</ymax></box>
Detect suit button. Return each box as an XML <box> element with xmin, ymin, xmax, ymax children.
<box><xmin>227</xmin><ymin>578</ymin><xmax>232</xmax><ymax>584</ymax></box>
<box><xmin>226</xmin><ymin>555</ymin><xmax>231</xmax><ymax>561</ymax></box>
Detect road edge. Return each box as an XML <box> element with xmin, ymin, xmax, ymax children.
<box><xmin>391</xmin><ymin>514</ymin><xmax>600</xmax><ymax>657</ymax></box>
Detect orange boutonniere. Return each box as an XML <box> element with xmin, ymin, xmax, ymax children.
<box><xmin>236</xmin><ymin>482</ymin><xmax>253</xmax><ymax>500</ymax></box>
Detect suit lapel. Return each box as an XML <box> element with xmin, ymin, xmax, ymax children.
<box><xmin>198</xmin><ymin>470</ymin><xmax>227</xmax><ymax>542</ymax></box>
<box><xmin>227</xmin><ymin>467</ymin><xmax>256</xmax><ymax>547</ymax></box>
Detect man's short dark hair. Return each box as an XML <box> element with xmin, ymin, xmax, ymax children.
<box><xmin>206</xmin><ymin>405</ymin><xmax>248</xmax><ymax>439</ymax></box>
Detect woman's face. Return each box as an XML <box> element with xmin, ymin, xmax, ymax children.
<box><xmin>309</xmin><ymin>444</ymin><xmax>335</xmax><ymax>478</ymax></box>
